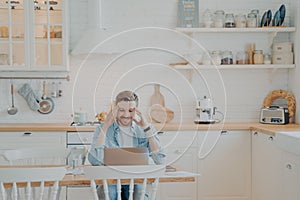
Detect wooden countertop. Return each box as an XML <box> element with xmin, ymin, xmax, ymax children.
<box><xmin>2</xmin><ymin>170</ymin><xmax>197</xmax><ymax>188</ymax></box>
<box><xmin>0</xmin><ymin>122</ymin><xmax>300</xmax><ymax>136</ymax></box>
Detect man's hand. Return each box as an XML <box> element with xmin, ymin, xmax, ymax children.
<box><xmin>133</xmin><ymin>108</ymin><xmax>149</xmax><ymax>129</ymax></box>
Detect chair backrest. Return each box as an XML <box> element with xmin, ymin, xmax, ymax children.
<box><xmin>0</xmin><ymin>166</ymin><xmax>66</xmax><ymax>200</ymax></box>
<box><xmin>84</xmin><ymin>165</ymin><xmax>166</xmax><ymax>200</ymax></box>
<box><xmin>3</xmin><ymin>147</ymin><xmax>68</xmax><ymax>165</ymax></box>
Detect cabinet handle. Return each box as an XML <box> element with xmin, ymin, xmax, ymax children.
<box><xmin>221</xmin><ymin>130</ymin><xmax>228</xmax><ymax>135</ymax></box>
<box><xmin>268</xmin><ymin>136</ymin><xmax>273</xmax><ymax>141</ymax></box>
<box><xmin>253</xmin><ymin>132</ymin><xmax>258</xmax><ymax>136</ymax></box>
<box><xmin>23</xmin><ymin>132</ymin><xmax>32</xmax><ymax>136</ymax></box>
<box><xmin>157</xmin><ymin>131</ymin><xmax>164</xmax><ymax>135</ymax></box>
<box><xmin>286</xmin><ymin>164</ymin><xmax>292</xmax><ymax>170</ymax></box>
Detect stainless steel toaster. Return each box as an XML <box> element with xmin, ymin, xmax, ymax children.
<box><xmin>260</xmin><ymin>106</ymin><xmax>289</xmax><ymax>124</ymax></box>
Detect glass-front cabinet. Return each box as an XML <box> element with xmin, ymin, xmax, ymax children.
<box><xmin>0</xmin><ymin>0</ymin><xmax>68</xmax><ymax>71</ymax></box>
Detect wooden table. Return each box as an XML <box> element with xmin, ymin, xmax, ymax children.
<box><xmin>2</xmin><ymin>168</ymin><xmax>198</xmax><ymax>188</ymax></box>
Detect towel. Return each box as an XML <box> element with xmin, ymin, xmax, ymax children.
<box><xmin>18</xmin><ymin>83</ymin><xmax>40</xmax><ymax>111</ymax></box>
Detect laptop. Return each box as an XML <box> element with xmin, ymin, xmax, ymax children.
<box><xmin>104</xmin><ymin>147</ymin><xmax>149</xmax><ymax>166</ymax></box>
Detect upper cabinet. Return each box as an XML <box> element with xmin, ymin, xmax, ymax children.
<box><xmin>0</xmin><ymin>0</ymin><xmax>68</xmax><ymax>72</ymax></box>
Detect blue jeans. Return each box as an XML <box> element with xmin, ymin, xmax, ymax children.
<box><xmin>97</xmin><ymin>184</ymin><xmax>149</xmax><ymax>200</ymax></box>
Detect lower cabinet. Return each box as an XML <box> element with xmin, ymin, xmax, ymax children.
<box><xmin>0</xmin><ymin>131</ymin><xmax>66</xmax><ymax>165</ymax></box>
<box><xmin>252</xmin><ymin>131</ymin><xmax>282</xmax><ymax>200</ymax></box>
<box><xmin>280</xmin><ymin>151</ymin><xmax>300</xmax><ymax>200</ymax></box>
<box><xmin>157</xmin><ymin>130</ymin><xmax>251</xmax><ymax>200</ymax></box>
<box><xmin>197</xmin><ymin>130</ymin><xmax>251</xmax><ymax>200</ymax></box>
<box><xmin>157</xmin><ymin>131</ymin><xmax>198</xmax><ymax>200</ymax></box>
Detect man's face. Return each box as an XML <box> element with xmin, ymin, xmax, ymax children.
<box><xmin>116</xmin><ymin>101</ymin><xmax>136</xmax><ymax>127</ymax></box>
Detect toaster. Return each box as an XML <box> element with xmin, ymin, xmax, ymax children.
<box><xmin>260</xmin><ymin>106</ymin><xmax>289</xmax><ymax>124</ymax></box>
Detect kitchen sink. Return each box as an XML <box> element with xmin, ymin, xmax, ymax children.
<box><xmin>275</xmin><ymin>131</ymin><xmax>300</xmax><ymax>155</ymax></box>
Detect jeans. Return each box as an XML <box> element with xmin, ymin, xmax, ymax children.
<box><xmin>97</xmin><ymin>184</ymin><xmax>149</xmax><ymax>200</ymax></box>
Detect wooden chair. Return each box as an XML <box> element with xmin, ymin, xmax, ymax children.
<box><xmin>84</xmin><ymin>165</ymin><xmax>166</xmax><ymax>200</ymax></box>
<box><xmin>3</xmin><ymin>147</ymin><xmax>68</xmax><ymax>165</ymax></box>
<box><xmin>0</xmin><ymin>166</ymin><xmax>66</xmax><ymax>200</ymax></box>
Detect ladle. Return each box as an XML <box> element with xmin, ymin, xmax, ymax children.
<box><xmin>7</xmin><ymin>82</ymin><xmax>18</xmax><ymax>115</ymax></box>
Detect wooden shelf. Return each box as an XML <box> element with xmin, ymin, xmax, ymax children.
<box><xmin>175</xmin><ymin>27</ymin><xmax>296</xmax><ymax>33</ymax></box>
<box><xmin>171</xmin><ymin>64</ymin><xmax>295</xmax><ymax>70</ymax></box>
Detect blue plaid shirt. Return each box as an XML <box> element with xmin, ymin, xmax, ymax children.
<box><xmin>88</xmin><ymin>121</ymin><xmax>166</xmax><ymax>165</ymax></box>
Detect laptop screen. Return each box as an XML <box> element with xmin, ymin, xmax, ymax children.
<box><xmin>104</xmin><ymin>147</ymin><xmax>149</xmax><ymax>166</ymax></box>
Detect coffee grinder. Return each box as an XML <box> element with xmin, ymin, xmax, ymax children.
<box><xmin>194</xmin><ymin>96</ymin><xmax>217</xmax><ymax>124</ymax></box>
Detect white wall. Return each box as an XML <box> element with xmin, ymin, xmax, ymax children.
<box><xmin>0</xmin><ymin>0</ymin><xmax>295</xmax><ymax>123</ymax></box>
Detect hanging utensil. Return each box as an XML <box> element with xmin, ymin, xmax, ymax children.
<box><xmin>38</xmin><ymin>81</ymin><xmax>55</xmax><ymax>114</ymax></box>
<box><xmin>7</xmin><ymin>80</ymin><xmax>18</xmax><ymax>115</ymax></box>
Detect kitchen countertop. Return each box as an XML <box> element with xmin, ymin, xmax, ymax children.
<box><xmin>0</xmin><ymin>122</ymin><xmax>299</xmax><ymax>136</ymax></box>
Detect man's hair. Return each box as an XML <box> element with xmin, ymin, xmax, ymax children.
<box><xmin>115</xmin><ymin>91</ymin><xmax>139</xmax><ymax>106</ymax></box>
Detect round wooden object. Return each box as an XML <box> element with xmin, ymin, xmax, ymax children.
<box><xmin>150</xmin><ymin>104</ymin><xmax>174</xmax><ymax>123</ymax></box>
<box><xmin>262</xmin><ymin>89</ymin><xmax>296</xmax><ymax>117</ymax></box>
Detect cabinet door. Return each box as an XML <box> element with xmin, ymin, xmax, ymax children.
<box><xmin>198</xmin><ymin>130</ymin><xmax>251</xmax><ymax>200</ymax></box>
<box><xmin>0</xmin><ymin>0</ymin><xmax>68</xmax><ymax>71</ymax></box>
<box><xmin>0</xmin><ymin>0</ymin><xmax>26</xmax><ymax>68</ymax></box>
<box><xmin>280</xmin><ymin>151</ymin><xmax>300</xmax><ymax>200</ymax></box>
<box><xmin>0</xmin><ymin>131</ymin><xmax>66</xmax><ymax>165</ymax></box>
<box><xmin>252</xmin><ymin>132</ymin><xmax>282</xmax><ymax>200</ymax></box>
<box><xmin>157</xmin><ymin>131</ymin><xmax>198</xmax><ymax>200</ymax></box>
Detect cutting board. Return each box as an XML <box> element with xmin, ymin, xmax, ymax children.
<box><xmin>150</xmin><ymin>84</ymin><xmax>174</xmax><ymax>123</ymax></box>
<box><xmin>150</xmin><ymin>84</ymin><xmax>165</xmax><ymax>107</ymax></box>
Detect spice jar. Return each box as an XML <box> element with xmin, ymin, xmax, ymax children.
<box><xmin>225</xmin><ymin>13</ymin><xmax>235</xmax><ymax>28</ymax></box>
<box><xmin>247</xmin><ymin>13</ymin><xmax>257</xmax><ymax>28</ymax></box>
<box><xmin>221</xmin><ymin>50</ymin><xmax>233</xmax><ymax>64</ymax></box>
<box><xmin>253</xmin><ymin>50</ymin><xmax>264</xmax><ymax>64</ymax></box>
<box><xmin>251</xmin><ymin>9</ymin><xmax>260</xmax><ymax>27</ymax></box>
<box><xmin>211</xmin><ymin>50</ymin><xmax>222</xmax><ymax>65</ymax></box>
<box><xmin>264</xmin><ymin>54</ymin><xmax>271</xmax><ymax>64</ymax></box>
<box><xmin>235</xmin><ymin>14</ymin><xmax>247</xmax><ymax>28</ymax></box>
<box><xmin>236</xmin><ymin>51</ymin><xmax>246</xmax><ymax>64</ymax></box>
<box><xmin>214</xmin><ymin>10</ymin><xmax>225</xmax><ymax>28</ymax></box>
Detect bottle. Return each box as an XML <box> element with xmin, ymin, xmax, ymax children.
<box><xmin>253</xmin><ymin>50</ymin><xmax>264</xmax><ymax>64</ymax></box>
<box><xmin>251</xmin><ymin>9</ymin><xmax>260</xmax><ymax>27</ymax></box>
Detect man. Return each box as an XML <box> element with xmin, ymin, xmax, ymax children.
<box><xmin>88</xmin><ymin>90</ymin><xmax>166</xmax><ymax>199</ymax></box>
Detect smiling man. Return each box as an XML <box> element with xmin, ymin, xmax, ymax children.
<box><xmin>88</xmin><ymin>90</ymin><xmax>166</xmax><ymax>200</ymax></box>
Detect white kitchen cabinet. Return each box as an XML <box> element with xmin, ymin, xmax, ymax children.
<box><xmin>252</xmin><ymin>131</ymin><xmax>282</xmax><ymax>200</ymax></box>
<box><xmin>157</xmin><ymin>130</ymin><xmax>198</xmax><ymax>200</ymax></box>
<box><xmin>280</xmin><ymin>149</ymin><xmax>300</xmax><ymax>199</ymax></box>
<box><xmin>0</xmin><ymin>131</ymin><xmax>66</xmax><ymax>165</ymax></box>
<box><xmin>197</xmin><ymin>130</ymin><xmax>251</xmax><ymax>200</ymax></box>
<box><xmin>0</xmin><ymin>0</ymin><xmax>68</xmax><ymax>72</ymax></box>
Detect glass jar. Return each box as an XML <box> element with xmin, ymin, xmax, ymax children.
<box><xmin>214</xmin><ymin>10</ymin><xmax>225</xmax><ymax>28</ymax></box>
<box><xmin>221</xmin><ymin>50</ymin><xmax>233</xmax><ymax>64</ymax></box>
<box><xmin>247</xmin><ymin>13</ymin><xmax>257</xmax><ymax>28</ymax></box>
<box><xmin>236</xmin><ymin>51</ymin><xmax>246</xmax><ymax>64</ymax></box>
<box><xmin>264</xmin><ymin>54</ymin><xmax>271</xmax><ymax>64</ymax></box>
<box><xmin>253</xmin><ymin>50</ymin><xmax>264</xmax><ymax>64</ymax></box>
<box><xmin>235</xmin><ymin>14</ymin><xmax>246</xmax><ymax>28</ymax></box>
<box><xmin>211</xmin><ymin>50</ymin><xmax>222</xmax><ymax>65</ymax></box>
<box><xmin>225</xmin><ymin>13</ymin><xmax>235</xmax><ymax>28</ymax></box>
<box><xmin>203</xmin><ymin>9</ymin><xmax>214</xmax><ymax>28</ymax></box>
<box><xmin>251</xmin><ymin>9</ymin><xmax>260</xmax><ymax>27</ymax></box>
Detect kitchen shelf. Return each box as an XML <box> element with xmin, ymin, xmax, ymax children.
<box><xmin>171</xmin><ymin>64</ymin><xmax>295</xmax><ymax>70</ymax></box>
<box><xmin>175</xmin><ymin>27</ymin><xmax>296</xmax><ymax>33</ymax></box>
